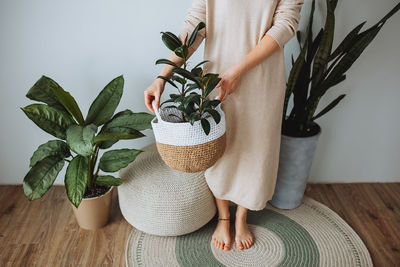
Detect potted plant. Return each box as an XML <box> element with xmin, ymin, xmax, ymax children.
<box><xmin>21</xmin><ymin>75</ymin><xmax>155</xmax><ymax>229</ymax></box>
<box><xmin>151</xmin><ymin>22</ymin><xmax>227</xmax><ymax>173</ymax></box>
<box><xmin>270</xmin><ymin>0</ymin><xmax>400</xmax><ymax>209</ymax></box>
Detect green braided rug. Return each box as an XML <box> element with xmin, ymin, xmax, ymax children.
<box><xmin>125</xmin><ymin>197</ymin><xmax>372</xmax><ymax>267</ymax></box>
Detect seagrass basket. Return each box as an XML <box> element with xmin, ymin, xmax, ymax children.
<box><xmin>151</xmin><ymin>99</ymin><xmax>226</xmax><ymax>172</ymax></box>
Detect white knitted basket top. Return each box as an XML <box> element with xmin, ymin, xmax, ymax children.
<box><xmin>150</xmin><ymin>100</ymin><xmax>226</xmax><ymax>146</ymax></box>
<box><xmin>118</xmin><ymin>142</ymin><xmax>217</xmax><ymax>236</ymax></box>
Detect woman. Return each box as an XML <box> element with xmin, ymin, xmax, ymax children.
<box><xmin>144</xmin><ymin>0</ymin><xmax>304</xmax><ymax>251</ymax></box>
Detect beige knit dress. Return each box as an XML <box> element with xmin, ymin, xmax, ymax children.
<box><xmin>177</xmin><ymin>0</ymin><xmax>304</xmax><ymax>211</ymax></box>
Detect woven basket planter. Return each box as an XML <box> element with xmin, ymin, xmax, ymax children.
<box><xmin>118</xmin><ymin>143</ymin><xmax>217</xmax><ymax>236</ymax></box>
<box><xmin>150</xmin><ymin>99</ymin><xmax>226</xmax><ymax>173</ymax></box>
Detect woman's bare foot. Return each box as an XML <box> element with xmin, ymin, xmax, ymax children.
<box><xmin>235</xmin><ymin>206</ymin><xmax>255</xmax><ymax>250</ymax></box>
<box><xmin>212</xmin><ymin>218</ymin><xmax>232</xmax><ymax>250</ymax></box>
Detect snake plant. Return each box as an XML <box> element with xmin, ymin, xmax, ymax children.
<box><xmin>21</xmin><ymin>75</ymin><xmax>154</xmax><ymax>207</ymax></box>
<box><xmin>283</xmin><ymin>0</ymin><xmax>400</xmax><ymax>137</ymax></box>
<box><xmin>156</xmin><ymin>22</ymin><xmax>222</xmax><ymax>135</ymax></box>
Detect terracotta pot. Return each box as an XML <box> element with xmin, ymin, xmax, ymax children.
<box><xmin>70</xmin><ymin>186</ymin><xmax>113</xmax><ymax>230</ymax></box>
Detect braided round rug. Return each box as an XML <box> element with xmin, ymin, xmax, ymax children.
<box><xmin>125</xmin><ymin>196</ymin><xmax>372</xmax><ymax>267</ymax></box>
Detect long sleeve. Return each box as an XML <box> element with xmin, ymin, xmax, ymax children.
<box><xmin>265</xmin><ymin>0</ymin><xmax>304</xmax><ymax>48</ymax></box>
<box><xmin>177</xmin><ymin>0</ymin><xmax>207</xmax><ymax>51</ymax></box>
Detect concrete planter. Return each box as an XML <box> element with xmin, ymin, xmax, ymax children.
<box><xmin>70</xmin><ymin>186</ymin><xmax>113</xmax><ymax>230</ymax></box>
<box><xmin>269</xmin><ymin>124</ymin><xmax>321</xmax><ymax>209</ymax></box>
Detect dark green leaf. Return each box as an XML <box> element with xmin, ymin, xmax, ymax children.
<box><xmin>21</xmin><ymin>104</ymin><xmax>76</xmax><ymax>139</ymax></box>
<box><xmin>161</xmin><ymin>31</ymin><xmax>182</xmax><ymax>51</ymax></box>
<box><xmin>191</xmin><ymin>67</ymin><xmax>203</xmax><ymax>76</ymax></box>
<box><xmin>65</xmin><ymin>155</ymin><xmax>88</xmax><ymax>207</ymax></box>
<box><xmin>30</xmin><ymin>140</ymin><xmax>70</xmax><ymax>167</ymax></box>
<box><xmin>205</xmin><ymin>108</ymin><xmax>221</xmax><ymax>124</ymax></box>
<box><xmin>155</xmin><ymin>58</ymin><xmax>179</xmax><ymax>68</ymax></box>
<box><xmin>95</xmin><ymin>175</ymin><xmax>123</xmax><ymax>187</ymax></box>
<box><xmin>174</xmin><ymin>45</ymin><xmax>189</xmax><ymax>59</ymax></box>
<box><xmin>312</xmin><ymin>94</ymin><xmax>346</xmax><ymax>120</ymax></box>
<box><xmin>188</xmin><ymin>22</ymin><xmax>206</xmax><ymax>47</ymax></box>
<box><xmin>183</xmin><ymin>94</ymin><xmax>201</xmax><ymax>108</ymax></box>
<box><xmin>205</xmin><ymin>75</ymin><xmax>221</xmax><ymax>97</ymax></box>
<box><xmin>171</xmin><ymin>75</ymin><xmax>186</xmax><ymax>85</ymax></box>
<box><xmin>157</xmin><ymin>75</ymin><xmax>178</xmax><ymax>88</ymax></box>
<box><xmin>99</xmin><ymin>149</ymin><xmax>143</xmax><ymax>172</ymax></box>
<box><xmin>193</xmin><ymin>60</ymin><xmax>210</xmax><ymax>69</ymax></box>
<box><xmin>23</xmin><ymin>156</ymin><xmax>65</xmax><ymax>201</ymax></box>
<box><xmin>200</xmin><ymin>118</ymin><xmax>210</xmax><ymax>135</ymax></box>
<box><xmin>85</xmin><ymin>75</ymin><xmax>124</xmax><ymax>126</ymax></box>
<box><xmin>172</xmin><ymin>67</ymin><xmax>202</xmax><ymax>87</ymax></box>
<box><xmin>66</xmin><ymin>124</ymin><xmax>97</xmax><ymax>156</ymax></box>
<box><xmin>169</xmin><ymin>93</ymin><xmax>181</xmax><ymax>100</ymax></box>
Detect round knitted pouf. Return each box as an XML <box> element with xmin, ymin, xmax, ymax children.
<box><xmin>118</xmin><ymin>142</ymin><xmax>217</xmax><ymax>236</ymax></box>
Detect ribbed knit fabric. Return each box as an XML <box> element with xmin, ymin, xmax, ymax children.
<box><xmin>177</xmin><ymin>0</ymin><xmax>304</xmax><ymax>211</ymax></box>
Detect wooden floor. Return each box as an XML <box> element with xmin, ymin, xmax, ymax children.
<box><xmin>0</xmin><ymin>183</ymin><xmax>399</xmax><ymax>266</ymax></box>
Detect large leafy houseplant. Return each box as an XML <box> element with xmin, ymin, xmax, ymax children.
<box><xmin>156</xmin><ymin>22</ymin><xmax>222</xmax><ymax>135</ymax></box>
<box><xmin>283</xmin><ymin>0</ymin><xmax>400</xmax><ymax>137</ymax></box>
<box><xmin>21</xmin><ymin>75</ymin><xmax>154</xmax><ymax>207</ymax></box>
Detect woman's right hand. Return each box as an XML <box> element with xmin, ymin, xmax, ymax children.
<box><xmin>144</xmin><ymin>78</ymin><xmax>165</xmax><ymax>113</ymax></box>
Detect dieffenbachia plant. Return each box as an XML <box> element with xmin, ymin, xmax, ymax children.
<box><xmin>283</xmin><ymin>0</ymin><xmax>400</xmax><ymax>136</ymax></box>
<box><xmin>21</xmin><ymin>75</ymin><xmax>155</xmax><ymax>207</ymax></box>
<box><xmin>156</xmin><ymin>22</ymin><xmax>222</xmax><ymax>135</ymax></box>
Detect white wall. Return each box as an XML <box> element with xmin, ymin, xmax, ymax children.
<box><xmin>0</xmin><ymin>0</ymin><xmax>399</xmax><ymax>184</ymax></box>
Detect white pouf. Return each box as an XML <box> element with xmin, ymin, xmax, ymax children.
<box><xmin>118</xmin><ymin>143</ymin><xmax>217</xmax><ymax>236</ymax></box>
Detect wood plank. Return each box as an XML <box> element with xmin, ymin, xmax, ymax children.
<box><xmin>0</xmin><ymin>184</ymin><xmax>399</xmax><ymax>266</ymax></box>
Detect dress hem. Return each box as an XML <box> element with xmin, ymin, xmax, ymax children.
<box><xmin>209</xmin><ymin>189</ymin><xmax>271</xmax><ymax>211</ymax></box>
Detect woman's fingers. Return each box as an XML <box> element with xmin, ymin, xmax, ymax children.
<box><xmin>144</xmin><ymin>91</ymin><xmax>155</xmax><ymax>113</ymax></box>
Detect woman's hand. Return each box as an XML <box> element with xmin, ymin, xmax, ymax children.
<box><xmin>144</xmin><ymin>78</ymin><xmax>165</xmax><ymax>113</ymax></box>
<box><xmin>216</xmin><ymin>64</ymin><xmax>243</xmax><ymax>101</ymax></box>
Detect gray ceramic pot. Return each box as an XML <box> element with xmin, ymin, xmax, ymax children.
<box><xmin>269</xmin><ymin>124</ymin><xmax>322</xmax><ymax>209</ymax></box>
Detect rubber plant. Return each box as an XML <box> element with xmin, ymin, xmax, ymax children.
<box><xmin>283</xmin><ymin>0</ymin><xmax>400</xmax><ymax>137</ymax></box>
<box><xmin>156</xmin><ymin>22</ymin><xmax>222</xmax><ymax>135</ymax></box>
<box><xmin>21</xmin><ymin>75</ymin><xmax>155</xmax><ymax>207</ymax></box>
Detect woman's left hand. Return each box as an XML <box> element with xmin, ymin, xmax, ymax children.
<box><xmin>216</xmin><ymin>64</ymin><xmax>243</xmax><ymax>101</ymax></box>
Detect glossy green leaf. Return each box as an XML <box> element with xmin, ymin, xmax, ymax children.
<box><xmin>171</xmin><ymin>75</ymin><xmax>187</xmax><ymax>85</ymax></box>
<box><xmin>21</xmin><ymin>104</ymin><xmax>76</xmax><ymax>139</ymax></box>
<box><xmin>172</xmin><ymin>67</ymin><xmax>202</xmax><ymax>87</ymax></box>
<box><xmin>157</xmin><ymin>75</ymin><xmax>178</xmax><ymax>88</ymax></box>
<box><xmin>30</xmin><ymin>140</ymin><xmax>70</xmax><ymax>167</ymax></box>
<box><xmin>174</xmin><ymin>45</ymin><xmax>189</xmax><ymax>59</ymax></box>
<box><xmin>200</xmin><ymin>118</ymin><xmax>210</xmax><ymax>135</ymax></box>
<box><xmin>95</xmin><ymin>175</ymin><xmax>123</xmax><ymax>187</ymax></box>
<box><xmin>191</xmin><ymin>67</ymin><xmax>203</xmax><ymax>76</ymax></box>
<box><xmin>188</xmin><ymin>22</ymin><xmax>205</xmax><ymax>47</ymax></box>
<box><xmin>23</xmin><ymin>156</ymin><xmax>65</xmax><ymax>200</ymax></box>
<box><xmin>161</xmin><ymin>31</ymin><xmax>182</xmax><ymax>51</ymax></box>
<box><xmin>66</xmin><ymin>124</ymin><xmax>97</xmax><ymax>156</ymax></box>
<box><xmin>205</xmin><ymin>74</ymin><xmax>221</xmax><ymax>97</ymax></box>
<box><xmin>99</xmin><ymin>149</ymin><xmax>143</xmax><ymax>172</ymax></box>
<box><xmin>85</xmin><ymin>75</ymin><xmax>124</xmax><ymax>126</ymax></box>
<box><xmin>205</xmin><ymin>108</ymin><xmax>221</xmax><ymax>124</ymax></box>
<box><xmin>155</xmin><ymin>58</ymin><xmax>179</xmax><ymax>68</ymax></box>
<box><xmin>193</xmin><ymin>60</ymin><xmax>210</xmax><ymax>69</ymax></box>
<box><xmin>183</xmin><ymin>94</ymin><xmax>200</xmax><ymax>108</ymax></box>
<box><xmin>65</xmin><ymin>155</ymin><xmax>88</xmax><ymax>207</ymax></box>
